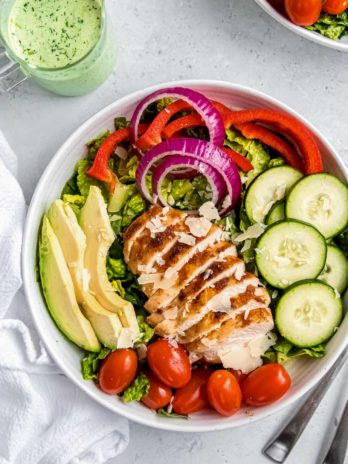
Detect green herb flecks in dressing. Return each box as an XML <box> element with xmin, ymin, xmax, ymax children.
<box><xmin>8</xmin><ymin>0</ymin><xmax>102</xmax><ymax>69</ymax></box>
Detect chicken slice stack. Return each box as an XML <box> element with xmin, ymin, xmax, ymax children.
<box><xmin>123</xmin><ymin>205</ymin><xmax>275</xmax><ymax>373</ymax></box>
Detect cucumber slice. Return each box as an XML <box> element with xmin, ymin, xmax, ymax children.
<box><xmin>286</xmin><ymin>173</ymin><xmax>348</xmax><ymax>238</ymax></box>
<box><xmin>255</xmin><ymin>220</ymin><xmax>326</xmax><ymax>289</ymax></box>
<box><xmin>265</xmin><ymin>201</ymin><xmax>285</xmax><ymax>225</ymax></box>
<box><xmin>245</xmin><ymin>166</ymin><xmax>303</xmax><ymax>223</ymax></box>
<box><xmin>276</xmin><ymin>280</ymin><xmax>342</xmax><ymax>347</ymax></box>
<box><xmin>319</xmin><ymin>245</ymin><xmax>348</xmax><ymax>293</ymax></box>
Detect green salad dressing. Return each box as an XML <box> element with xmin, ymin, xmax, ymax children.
<box><xmin>8</xmin><ymin>0</ymin><xmax>102</xmax><ymax>69</ymax></box>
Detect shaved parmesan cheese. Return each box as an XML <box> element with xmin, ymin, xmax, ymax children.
<box><xmin>221</xmin><ymin>195</ymin><xmax>232</xmax><ymax>210</ymax></box>
<box><xmin>185</xmin><ymin>216</ymin><xmax>212</xmax><ymax>237</ymax></box>
<box><xmin>175</xmin><ymin>232</ymin><xmax>196</xmax><ymax>246</ymax></box>
<box><xmin>138</xmin><ymin>264</ymin><xmax>157</xmax><ymax>273</ymax></box>
<box><xmin>138</xmin><ymin>273</ymin><xmax>161</xmax><ymax>285</ymax></box>
<box><xmin>155</xmin><ymin>255</ymin><xmax>165</xmax><ymax>266</ymax></box>
<box><xmin>203</xmin><ymin>269</ymin><xmax>213</xmax><ymax>280</ymax></box>
<box><xmin>249</xmin><ymin>332</ymin><xmax>276</xmax><ymax>357</ymax></box>
<box><xmin>234</xmin><ymin>223</ymin><xmax>266</xmax><ymax>243</ymax></box>
<box><xmin>117</xmin><ymin>328</ymin><xmax>135</xmax><ymax>348</ymax></box>
<box><xmin>240</xmin><ymin>239</ymin><xmax>251</xmax><ymax>253</ymax></box>
<box><xmin>137</xmin><ymin>344</ymin><xmax>147</xmax><ymax>361</ymax></box>
<box><xmin>234</xmin><ymin>265</ymin><xmax>245</xmax><ymax>281</ymax></box>
<box><xmin>114</xmin><ymin>146</ymin><xmax>128</xmax><ymax>159</ymax></box>
<box><xmin>199</xmin><ymin>201</ymin><xmax>220</xmax><ymax>221</ymax></box>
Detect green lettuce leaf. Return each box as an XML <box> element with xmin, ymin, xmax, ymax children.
<box><xmin>122</xmin><ymin>373</ymin><xmax>150</xmax><ymax>403</ymax></box>
<box><xmin>114</xmin><ymin>116</ymin><xmax>130</xmax><ymax>130</ymax></box>
<box><xmin>110</xmin><ymin>280</ymin><xmax>126</xmax><ymax>298</ymax></box>
<box><xmin>81</xmin><ymin>347</ymin><xmax>111</xmax><ymax>380</ymax></box>
<box><xmin>263</xmin><ymin>338</ymin><xmax>326</xmax><ymax>364</ymax></box>
<box><xmin>121</xmin><ymin>192</ymin><xmax>147</xmax><ymax>227</ymax></box>
<box><xmin>61</xmin><ymin>171</ymin><xmax>79</xmax><ymax>196</ymax></box>
<box><xmin>76</xmin><ymin>159</ymin><xmax>107</xmax><ymax>198</ymax></box>
<box><xmin>307</xmin><ymin>11</ymin><xmax>348</xmax><ymax>40</ymax></box>
<box><xmin>157</xmin><ymin>409</ymin><xmax>188</xmax><ymax>419</ymax></box>
<box><xmin>135</xmin><ymin>315</ymin><xmax>155</xmax><ymax>346</ymax></box>
<box><xmin>86</xmin><ymin>130</ymin><xmax>110</xmax><ymax>160</ymax></box>
<box><xmin>107</xmin><ymin>257</ymin><xmax>128</xmax><ymax>280</ymax></box>
<box><xmin>123</xmin><ymin>282</ymin><xmax>147</xmax><ymax>309</ymax></box>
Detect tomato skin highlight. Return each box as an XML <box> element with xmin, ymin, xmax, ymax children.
<box><xmin>141</xmin><ymin>371</ymin><xmax>172</xmax><ymax>410</ymax></box>
<box><xmin>98</xmin><ymin>349</ymin><xmax>138</xmax><ymax>395</ymax></box>
<box><xmin>285</xmin><ymin>0</ymin><xmax>322</xmax><ymax>26</ymax></box>
<box><xmin>322</xmin><ymin>0</ymin><xmax>348</xmax><ymax>14</ymax></box>
<box><xmin>147</xmin><ymin>339</ymin><xmax>192</xmax><ymax>388</ymax></box>
<box><xmin>172</xmin><ymin>367</ymin><xmax>212</xmax><ymax>415</ymax></box>
<box><xmin>242</xmin><ymin>364</ymin><xmax>291</xmax><ymax>406</ymax></box>
<box><xmin>207</xmin><ymin>370</ymin><xmax>242</xmax><ymax>417</ymax></box>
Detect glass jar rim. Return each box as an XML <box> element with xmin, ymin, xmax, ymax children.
<box><xmin>0</xmin><ymin>0</ymin><xmax>105</xmax><ymax>73</ymax></box>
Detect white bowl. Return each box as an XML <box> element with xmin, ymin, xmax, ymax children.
<box><xmin>22</xmin><ymin>80</ymin><xmax>348</xmax><ymax>432</ymax></box>
<box><xmin>254</xmin><ymin>0</ymin><xmax>348</xmax><ymax>52</ymax></box>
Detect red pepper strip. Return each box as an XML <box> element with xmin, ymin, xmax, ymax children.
<box><xmin>87</xmin><ymin>127</ymin><xmax>130</xmax><ymax>189</ymax></box>
<box><xmin>222</xmin><ymin>147</ymin><xmax>254</xmax><ymax>172</ymax></box>
<box><xmin>134</xmin><ymin>100</ymin><xmax>192</xmax><ymax>151</ymax></box>
<box><xmin>211</xmin><ymin>101</ymin><xmax>236</xmax><ymax>129</ymax></box>
<box><xmin>236</xmin><ymin>123</ymin><xmax>304</xmax><ymax>172</ymax></box>
<box><xmin>223</xmin><ymin>109</ymin><xmax>323</xmax><ymax>174</ymax></box>
<box><xmin>162</xmin><ymin>114</ymin><xmax>204</xmax><ymax>139</ymax></box>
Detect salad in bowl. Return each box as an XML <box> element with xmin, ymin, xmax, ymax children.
<box><xmin>25</xmin><ymin>82</ymin><xmax>348</xmax><ymax>429</ymax></box>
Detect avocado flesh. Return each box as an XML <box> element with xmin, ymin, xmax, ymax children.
<box><xmin>39</xmin><ymin>216</ymin><xmax>100</xmax><ymax>352</ymax></box>
<box><xmin>108</xmin><ymin>179</ymin><xmax>135</xmax><ymax>213</ymax></box>
<box><xmin>79</xmin><ymin>186</ymin><xmax>139</xmax><ymax>342</ymax></box>
<box><xmin>47</xmin><ymin>200</ymin><xmax>123</xmax><ymax>349</ymax></box>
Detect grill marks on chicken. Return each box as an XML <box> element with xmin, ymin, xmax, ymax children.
<box><xmin>123</xmin><ymin>206</ymin><xmax>274</xmax><ymax>365</ymax></box>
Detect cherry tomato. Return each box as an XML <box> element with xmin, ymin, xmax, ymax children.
<box><xmin>322</xmin><ymin>0</ymin><xmax>348</xmax><ymax>14</ymax></box>
<box><xmin>229</xmin><ymin>369</ymin><xmax>247</xmax><ymax>385</ymax></box>
<box><xmin>285</xmin><ymin>0</ymin><xmax>322</xmax><ymax>25</ymax></box>
<box><xmin>172</xmin><ymin>367</ymin><xmax>212</xmax><ymax>415</ymax></box>
<box><xmin>147</xmin><ymin>339</ymin><xmax>191</xmax><ymax>388</ymax></box>
<box><xmin>98</xmin><ymin>349</ymin><xmax>138</xmax><ymax>395</ymax></box>
<box><xmin>241</xmin><ymin>364</ymin><xmax>291</xmax><ymax>406</ymax></box>
<box><xmin>207</xmin><ymin>370</ymin><xmax>242</xmax><ymax>417</ymax></box>
<box><xmin>141</xmin><ymin>371</ymin><xmax>172</xmax><ymax>410</ymax></box>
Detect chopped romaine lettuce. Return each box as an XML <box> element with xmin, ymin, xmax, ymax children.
<box><xmin>81</xmin><ymin>347</ymin><xmax>111</xmax><ymax>380</ymax></box>
<box><xmin>110</xmin><ymin>280</ymin><xmax>126</xmax><ymax>297</ymax></box>
<box><xmin>263</xmin><ymin>338</ymin><xmax>326</xmax><ymax>364</ymax></box>
<box><xmin>122</xmin><ymin>373</ymin><xmax>150</xmax><ymax>403</ymax></box>
<box><xmin>76</xmin><ymin>159</ymin><xmax>107</xmax><ymax>199</ymax></box>
<box><xmin>61</xmin><ymin>171</ymin><xmax>79</xmax><ymax>196</ymax></box>
<box><xmin>107</xmin><ymin>257</ymin><xmax>128</xmax><ymax>280</ymax></box>
<box><xmin>307</xmin><ymin>11</ymin><xmax>348</xmax><ymax>41</ymax></box>
<box><xmin>114</xmin><ymin>116</ymin><xmax>130</xmax><ymax>131</ymax></box>
<box><xmin>157</xmin><ymin>409</ymin><xmax>188</xmax><ymax>419</ymax></box>
<box><xmin>135</xmin><ymin>315</ymin><xmax>155</xmax><ymax>346</ymax></box>
<box><xmin>121</xmin><ymin>192</ymin><xmax>148</xmax><ymax>227</ymax></box>
<box><xmin>86</xmin><ymin>130</ymin><xmax>111</xmax><ymax>160</ymax></box>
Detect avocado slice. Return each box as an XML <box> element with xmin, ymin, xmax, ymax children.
<box><xmin>39</xmin><ymin>216</ymin><xmax>100</xmax><ymax>352</ymax></box>
<box><xmin>48</xmin><ymin>200</ymin><xmax>123</xmax><ymax>349</ymax></box>
<box><xmin>79</xmin><ymin>186</ymin><xmax>139</xmax><ymax>343</ymax></box>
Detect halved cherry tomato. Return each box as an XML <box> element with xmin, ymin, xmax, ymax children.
<box><xmin>322</xmin><ymin>0</ymin><xmax>348</xmax><ymax>14</ymax></box>
<box><xmin>285</xmin><ymin>0</ymin><xmax>322</xmax><ymax>26</ymax></box>
<box><xmin>98</xmin><ymin>349</ymin><xmax>138</xmax><ymax>395</ymax></box>
<box><xmin>241</xmin><ymin>364</ymin><xmax>291</xmax><ymax>406</ymax></box>
<box><xmin>207</xmin><ymin>370</ymin><xmax>242</xmax><ymax>417</ymax></box>
<box><xmin>147</xmin><ymin>339</ymin><xmax>191</xmax><ymax>388</ymax></box>
<box><xmin>172</xmin><ymin>367</ymin><xmax>212</xmax><ymax>415</ymax></box>
<box><xmin>141</xmin><ymin>371</ymin><xmax>172</xmax><ymax>410</ymax></box>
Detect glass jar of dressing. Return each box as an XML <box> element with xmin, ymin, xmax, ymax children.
<box><xmin>0</xmin><ymin>0</ymin><xmax>117</xmax><ymax>96</ymax></box>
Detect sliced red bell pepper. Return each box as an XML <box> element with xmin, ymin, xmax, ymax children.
<box><xmin>222</xmin><ymin>147</ymin><xmax>254</xmax><ymax>172</ymax></box>
<box><xmin>162</xmin><ymin>114</ymin><xmax>204</xmax><ymax>139</ymax></box>
<box><xmin>224</xmin><ymin>109</ymin><xmax>323</xmax><ymax>174</ymax></box>
<box><xmin>211</xmin><ymin>101</ymin><xmax>235</xmax><ymax>129</ymax></box>
<box><xmin>87</xmin><ymin>127</ymin><xmax>130</xmax><ymax>191</ymax></box>
<box><xmin>134</xmin><ymin>100</ymin><xmax>192</xmax><ymax>151</ymax></box>
<box><xmin>236</xmin><ymin>122</ymin><xmax>304</xmax><ymax>172</ymax></box>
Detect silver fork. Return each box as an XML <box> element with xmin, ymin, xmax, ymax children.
<box><xmin>263</xmin><ymin>348</ymin><xmax>348</xmax><ymax>463</ymax></box>
<box><xmin>321</xmin><ymin>400</ymin><xmax>348</xmax><ymax>464</ymax></box>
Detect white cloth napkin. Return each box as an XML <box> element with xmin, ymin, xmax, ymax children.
<box><xmin>0</xmin><ymin>131</ymin><xmax>129</xmax><ymax>464</ymax></box>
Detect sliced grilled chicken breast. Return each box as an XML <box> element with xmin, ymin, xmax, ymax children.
<box><xmin>123</xmin><ymin>205</ymin><xmax>275</xmax><ymax>371</ymax></box>
<box><xmin>179</xmin><ymin>286</ymin><xmax>270</xmax><ymax>344</ymax></box>
<box><xmin>154</xmin><ymin>273</ymin><xmax>259</xmax><ymax>337</ymax></box>
<box><xmin>146</xmin><ymin>254</ymin><xmax>245</xmax><ymax>325</ymax></box>
<box><xmin>144</xmin><ymin>241</ymin><xmax>235</xmax><ymax>312</ymax></box>
<box><xmin>187</xmin><ymin>307</ymin><xmax>274</xmax><ymax>361</ymax></box>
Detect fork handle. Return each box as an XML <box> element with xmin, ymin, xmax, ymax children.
<box><xmin>263</xmin><ymin>349</ymin><xmax>348</xmax><ymax>463</ymax></box>
<box><xmin>321</xmin><ymin>400</ymin><xmax>348</xmax><ymax>464</ymax></box>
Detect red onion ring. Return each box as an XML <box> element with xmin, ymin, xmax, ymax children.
<box><xmin>152</xmin><ymin>155</ymin><xmax>227</xmax><ymax>207</ymax></box>
<box><xmin>130</xmin><ymin>87</ymin><xmax>225</xmax><ymax>147</ymax></box>
<box><xmin>135</xmin><ymin>138</ymin><xmax>241</xmax><ymax>215</ymax></box>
